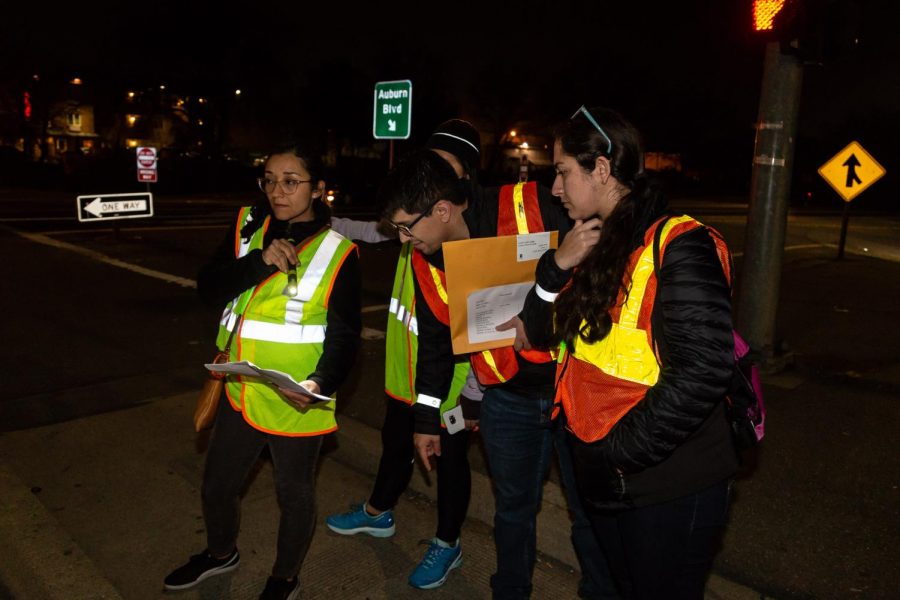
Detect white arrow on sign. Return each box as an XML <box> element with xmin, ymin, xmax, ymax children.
<box><xmin>84</xmin><ymin>197</ymin><xmax>148</xmax><ymax>217</ymax></box>
<box><xmin>388</xmin><ymin>119</ymin><xmax>397</xmax><ymax>132</ymax></box>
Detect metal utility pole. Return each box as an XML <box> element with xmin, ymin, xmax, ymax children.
<box><xmin>736</xmin><ymin>41</ymin><xmax>803</xmax><ymax>371</ymax></box>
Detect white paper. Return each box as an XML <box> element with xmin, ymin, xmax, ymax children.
<box><xmin>516</xmin><ymin>232</ymin><xmax>551</xmax><ymax>262</ymax></box>
<box><xmin>466</xmin><ymin>282</ymin><xmax>533</xmax><ymax>344</ymax></box>
<box><xmin>205</xmin><ymin>360</ymin><xmax>332</xmax><ymax>403</ymax></box>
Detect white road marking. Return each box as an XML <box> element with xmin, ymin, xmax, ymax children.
<box><xmin>15</xmin><ymin>230</ymin><xmax>197</xmax><ymax>288</ymax></box>
<box><xmin>361</xmin><ymin>327</ymin><xmax>386</xmax><ymax>340</ymax></box>
<box><xmin>16</xmin><ymin>229</ymin><xmax>392</xmax><ymax>335</ymax></box>
<box><xmin>362</xmin><ymin>304</ymin><xmax>389</xmax><ymax>313</ymax></box>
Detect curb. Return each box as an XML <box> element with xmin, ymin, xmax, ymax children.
<box><xmin>0</xmin><ymin>464</ymin><xmax>123</xmax><ymax>600</ymax></box>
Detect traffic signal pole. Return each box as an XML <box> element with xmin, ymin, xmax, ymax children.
<box><xmin>736</xmin><ymin>41</ymin><xmax>804</xmax><ymax>371</ymax></box>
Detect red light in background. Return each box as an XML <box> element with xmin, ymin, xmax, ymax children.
<box><xmin>753</xmin><ymin>0</ymin><xmax>786</xmax><ymax>31</ymax></box>
<box><xmin>23</xmin><ymin>91</ymin><xmax>31</xmax><ymax>120</ymax></box>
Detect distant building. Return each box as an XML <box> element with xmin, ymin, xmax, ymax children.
<box><xmin>44</xmin><ymin>100</ymin><xmax>100</xmax><ymax>160</ymax></box>
<box><xmin>644</xmin><ymin>151</ymin><xmax>682</xmax><ymax>172</ymax></box>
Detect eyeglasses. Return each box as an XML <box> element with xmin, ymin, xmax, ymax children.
<box><xmin>388</xmin><ymin>197</ymin><xmax>441</xmax><ymax>238</ymax></box>
<box><xmin>571</xmin><ymin>105</ymin><xmax>613</xmax><ymax>155</ymax></box>
<box><xmin>257</xmin><ymin>177</ymin><xmax>312</xmax><ymax>194</ymax></box>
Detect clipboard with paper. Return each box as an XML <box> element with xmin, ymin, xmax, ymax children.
<box><xmin>443</xmin><ymin>231</ymin><xmax>558</xmax><ymax>355</ymax></box>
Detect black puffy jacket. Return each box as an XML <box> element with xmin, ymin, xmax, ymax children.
<box><xmin>524</xmin><ymin>218</ymin><xmax>738</xmax><ymax>508</ymax></box>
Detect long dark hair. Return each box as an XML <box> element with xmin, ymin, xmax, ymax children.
<box><xmin>240</xmin><ymin>140</ymin><xmax>329</xmax><ymax>239</ymax></box>
<box><xmin>553</xmin><ymin>107</ymin><xmax>667</xmax><ymax>349</ymax></box>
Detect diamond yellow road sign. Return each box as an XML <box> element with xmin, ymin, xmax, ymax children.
<box><xmin>818</xmin><ymin>141</ymin><xmax>886</xmax><ymax>202</ymax></box>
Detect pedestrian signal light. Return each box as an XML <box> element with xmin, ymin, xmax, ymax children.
<box><xmin>753</xmin><ymin>0</ymin><xmax>786</xmax><ymax>31</ymax></box>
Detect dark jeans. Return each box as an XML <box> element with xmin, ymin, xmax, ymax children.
<box><xmin>480</xmin><ymin>387</ymin><xmax>618</xmax><ymax>600</ymax></box>
<box><xmin>368</xmin><ymin>397</ymin><xmax>471</xmax><ymax>543</ymax></box>
<box><xmin>587</xmin><ymin>479</ymin><xmax>732</xmax><ymax>600</ymax></box>
<box><xmin>202</xmin><ymin>393</ymin><xmax>323</xmax><ymax>579</ymax></box>
<box><xmin>555</xmin><ymin>419</ymin><xmax>621</xmax><ymax>600</ymax></box>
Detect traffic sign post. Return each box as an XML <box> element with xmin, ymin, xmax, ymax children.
<box><xmin>136</xmin><ymin>146</ymin><xmax>158</xmax><ymax>183</ymax></box>
<box><xmin>818</xmin><ymin>141</ymin><xmax>886</xmax><ymax>259</ymax></box>
<box><xmin>77</xmin><ymin>192</ymin><xmax>154</xmax><ymax>222</ymax></box>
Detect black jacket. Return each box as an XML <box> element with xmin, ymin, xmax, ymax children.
<box><xmin>197</xmin><ymin>202</ymin><xmax>361</xmax><ymax>397</ymax></box>
<box><xmin>526</xmin><ymin>219</ymin><xmax>738</xmax><ymax>507</ymax></box>
<box><xmin>412</xmin><ymin>182</ymin><xmax>571</xmax><ymax>434</ymax></box>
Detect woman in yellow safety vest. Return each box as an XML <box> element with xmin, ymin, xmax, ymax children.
<box><xmin>524</xmin><ymin>106</ymin><xmax>738</xmax><ymax>599</ymax></box>
<box><xmin>164</xmin><ymin>141</ymin><xmax>361</xmax><ymax>600</ymax></box>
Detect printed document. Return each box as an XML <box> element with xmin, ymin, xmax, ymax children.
<box><xmin>205</xmin><ymin>360</ymin><xmax>332</xmax><ymax>402</ymax></box>
<box><xmin>466</xmin><ymin>282</ymin><xmax>533</xmax><ymax>344</ymax></box>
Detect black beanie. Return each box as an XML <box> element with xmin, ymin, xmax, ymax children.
<box><xmin>425</xmin><ymin>119</ymin><xmax>481</xmax><ymax>173</ymax></box>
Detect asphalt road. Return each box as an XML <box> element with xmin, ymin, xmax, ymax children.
<box><xmin>2</xmin><ymin>189</ymin><xmax>899</xmax><ymax>598</ymax></box>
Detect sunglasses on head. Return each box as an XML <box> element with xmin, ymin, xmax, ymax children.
<box><xmin>571</xmin><ymin>105</ymin><xmax>613</xmax><ymax>155</ymax></box>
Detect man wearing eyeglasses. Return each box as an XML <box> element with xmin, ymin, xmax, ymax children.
<box><xmin>326</xmin><ymin>120</ymin><xmax>482</xmax><ymax>591</ymax></box>
<box><xmin>379</xmin><ymin>143</ymin><xmax>617</xmax><ymax>599</ymax></box>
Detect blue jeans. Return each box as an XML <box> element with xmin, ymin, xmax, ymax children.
<box><xmin>481</xmin><ymin>387</ymin><xmax>618</xmax><ymax>599</ymax></box>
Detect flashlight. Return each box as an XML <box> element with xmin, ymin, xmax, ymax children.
<box><xmin>283</xmin><ymin>267</ymin><xmax>298</xmax><ymax>297</ymax></box>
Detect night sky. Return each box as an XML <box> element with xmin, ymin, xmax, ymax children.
<box><xmin>3</xmin><ymin>0</ymin><xmax>897</xmax><ymax>200</ymax></box>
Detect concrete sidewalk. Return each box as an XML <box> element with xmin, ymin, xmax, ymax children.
<box><xmin>0</xmin><ymin>392</ymin><xmax>762</xmax><ymax>600</ymax></box>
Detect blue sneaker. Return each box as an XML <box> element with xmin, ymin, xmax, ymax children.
<box><xmin>326</xmin><ymin>502</ymin><xmax>395</xmax><ymax>538</ymax></box>
<box><xmin>408</xmin><ymin>537</ymin><xmax>462</xmax><ymax>590</ymax></box>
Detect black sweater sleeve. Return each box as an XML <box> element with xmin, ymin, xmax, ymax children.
<box><xmin>196</xmin><ymin>222</ymin><xmax>277</xmax><ymax>308</ymax></box>
<box><xmin>410</xmin><ymin>263</ymin><xmax>455</xmax><ymax>435</ymax></box>
<box><xmin>307</xmin><ymin>250</ymin><xmax>362</xmax><ymax>396</ymax></box>
<box><xmin>521</xmin><ymin>249</ymin><xmax>573</xmax><ymax>349</ymax></box>
<box><xmin>602</xmin><ymin>228</ymin><xmax>734</xmax><ymax>472</ymax></box>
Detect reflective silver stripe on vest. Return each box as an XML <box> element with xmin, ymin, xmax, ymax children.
<box><xmin>389</xmin><ymin>296</ymin><xmax>418</xmax><ymax>336</ymax></box>
<box><xmin>220</xmin><ymin>211</ymin><xmax>260</xmax><ymax>330</ymax></box>
<box><xmin>285</xmin><ymin>231</ymin><xmax>344</xmax><ymax>325</ymax></box>
<box><xmin>240</xmin><ymin>319</ymin><xmax>327</xmax><ymax>344</ymax></box>
<box><xmin>220</xmin><ymin>307</ymin><xmax>238</xmax><ymax>331</ymax></box>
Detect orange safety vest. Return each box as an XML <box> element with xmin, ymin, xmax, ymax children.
<box><xmin>411</xmin><ymin>182</ymin><xmax>556</xmax><ymax>385</ymax></box>
<box><xmin>555</xmin><ymin>215</ymin><xmax>732</xmax><ymax>442</ymax></box>
<box><xmin>469</xmin><ymin>181</ymin><xmax>555</xmax><ymax>385</ymax></box>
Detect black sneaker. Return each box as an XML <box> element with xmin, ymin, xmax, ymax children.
<box><xmin>163</xmin><ymin>548</ymin><xmax>240</xmax><ymax>590</ymax></box>
<box><xmin>259</xmin><ymin>576</ymin><xmax>300</xmax><ymax>600</ymax></box>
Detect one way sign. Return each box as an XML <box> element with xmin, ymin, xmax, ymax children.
<box><xmin>818</xmin><ymin>141</ymin><xmax>886</xmax><ymax>202</ymax></box>
<box><xmin>77</xmin><ymin>192</ymin><xmax>154</xmax><ymax>222</ymax></box>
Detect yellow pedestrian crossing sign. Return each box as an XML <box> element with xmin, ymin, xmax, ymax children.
<box><xmin>818</xmin><ymin>141</ymin><xmax>886</xmax><ymax>202</ymax></box>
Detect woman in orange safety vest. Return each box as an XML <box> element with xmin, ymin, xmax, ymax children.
<box><xmin>523</xmin><ymin>106</ymin><xmax>738</xmax><ymax>600</ymax></box>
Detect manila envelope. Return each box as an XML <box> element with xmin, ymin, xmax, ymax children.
<box><xmin>443</xmin><ymin>231</ymin><xmax>558</xmax><ymax>355</ymax></box>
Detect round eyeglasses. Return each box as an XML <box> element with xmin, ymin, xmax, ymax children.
<box><xmin>257</xmin><ymin>177</ymin><xmax>312</xmax><ymax>194</ymax></box>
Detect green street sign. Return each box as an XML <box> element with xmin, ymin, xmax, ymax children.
<box><xmin>373</xmin><ymin>80</ymin><xmax>412</xmax><ymax>140</ymax></box>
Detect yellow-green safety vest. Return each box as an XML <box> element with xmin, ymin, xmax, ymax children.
<box><xmin>216</xmin><ymin>207</ymin><xmax>356</xmax><ymax>436</ymax></box>
<box><xmin>383</xmin><ymin>242</ymin><xmax>468</xmax><ymax>416</ymax></box>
